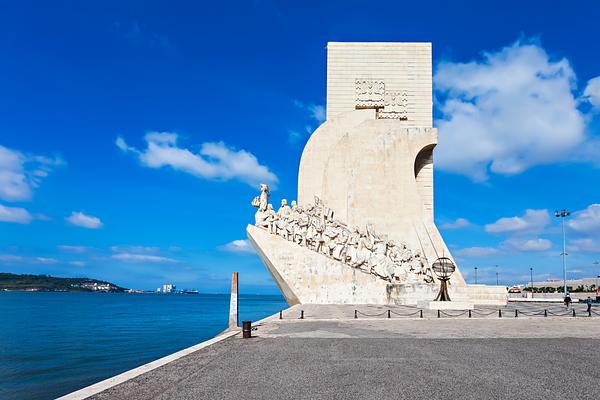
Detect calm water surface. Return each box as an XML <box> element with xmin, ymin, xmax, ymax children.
<box><xmin>0</xmin><ymin>292</ymin><xmax>287</xmax><ymax>400</ymax></box>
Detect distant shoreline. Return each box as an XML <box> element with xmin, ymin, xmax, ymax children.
<box><xmin>0</xmin><ymin>272</ymin><xmax>126</xmax><ymax>293</ymax></box>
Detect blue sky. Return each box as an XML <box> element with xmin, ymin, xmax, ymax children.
<box><xmin>1</xmin><ymin>0</ymin><xmax>600</xmax><ymax>293</ymax></box>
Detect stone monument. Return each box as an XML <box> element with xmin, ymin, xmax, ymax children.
<box><xmin>247</xmin><ymin>42</ymin><xmax>507</xmax><ymax>307</ymax></box>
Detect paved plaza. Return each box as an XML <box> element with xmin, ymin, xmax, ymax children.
<box><xmin>85</xmin><ymin>304</ymin><xmax>600</xmax><ymax>400</ymax></box>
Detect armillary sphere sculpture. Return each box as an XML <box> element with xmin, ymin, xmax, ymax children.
<box><xmin>432</xmin><ymin>257</ymin><xmax>456</xmax><ymax>301</ymax></box>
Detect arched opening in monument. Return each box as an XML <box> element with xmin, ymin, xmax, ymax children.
<box><xmin>414</xmin><ymin>145</ymin><xmax>435</xmax><ymax>219</ymax></box>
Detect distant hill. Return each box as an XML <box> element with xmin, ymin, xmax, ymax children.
<box><xmin>0</xmin><ymin>273</ymin><xmax>126</xmax><ymax>292</ymax></box>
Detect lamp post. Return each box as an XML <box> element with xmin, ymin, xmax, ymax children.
<box><xmin>474</xmin><ymin>267</ymin><xmax>478</xmax><ymax>284</ymax></box>
<box><xmin>594</xmin><ymin>261</ymin><xmax>599</xmax><ymax>295</ymax></box>
<box><xmin>530</xmin><ymin>267</ymin><xmax>534</xmax><ymax>298</ymax></box>
<box><xmin>555</xmin><ymin>209</ymin><xmax>570</xmax><ymax>298</ymax></box>
<box><xmin>495</xmin><ymin>265</ymin><xmax>499</xmax><ymax>286</ymax></box>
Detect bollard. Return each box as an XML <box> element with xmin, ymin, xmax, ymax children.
<box><xmin>437</xmin><ymin>310</ymin><xmax>441</xmax><ymax>318</ymax></box>
<box><xmin>279</xmin><ymin>310</ymin><xmax>282</xmax><ymax>320</ymax></box>
<box><xmin>515</xmin><ymin>309</ymin><xmax>518</xmax><ymax>318</ymax></box>
<box><xmin>498</xmin><ymin>309</ymin><xmax>502</xmax><ymax>318</ymax></box>
<box><xmin>468</xmin><ymin>310</ymin><xmax>472</xmax><ymax>318</ymax></box>
<box><xmin>242</xmin><ymin>321</ymin><xmax>252</xmax><ymax>339</ymax></box>
<box><xmin>387</xmin><ymin>310</ymin><xmax>391</xmax><ymax>319</ymax></box>
<box><xmin>420</xmin><ymin>309</ymin><xmax>423</xmax><ymax>318</ymax></box>
<box><xmin>573</xmin><ymin>309</ymin><xmax>576</xmax><ymax>318</ymax></box>
<box><xmin>300</xmin><ymin>310</ymin><xmax>304</xmax><ymax>319</ymax></box>
<box><xmin>544</xmin><ymin>309</ymin><xmax>547</xmax><ymax>317</ymax></box>
<box><xmin>354</xmin><ymin>309</ymin><xmax>358</xmax><ymax>319</ymax></box>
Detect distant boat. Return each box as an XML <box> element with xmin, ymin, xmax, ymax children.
<box><xmin>182</xmin><ymin>289</ymin><xmax>199</xmax><ymax>294</ymax></box>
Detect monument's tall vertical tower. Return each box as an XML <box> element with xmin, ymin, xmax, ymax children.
<box><xmin>326</xmin><ymin>42</ymin><xmax>434</xmax><ymax>220</ymax></box>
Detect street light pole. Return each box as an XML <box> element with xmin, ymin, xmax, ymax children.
<box><xmin>474</xmin><ymin>267</ymin><xmax>478</xmax><ymax>285</ymax></box>
<box><xmin>530</xmin><ymin>267</ymin><xmax>534</xmax><ymax>298</ymax></box>
<box><xmin>495</xmin><ymin>265</ymin><xmax>499</xmax><ymax>286</ymax></box>
<box><xmin>594</xmin><ymin>261</ymin><xmax>599</xmax><ymax>295</ymax></box>
<box><xmin>555</xmin><ymin>209</ymin><xmax>570</xmax><ymax>298</ymax></box>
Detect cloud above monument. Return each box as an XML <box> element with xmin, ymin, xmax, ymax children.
<box><xmin>116</xmin><ymin>132</ymin><xmax>278</xmax><ymax>188</ymax></box>
<box><xmin>568</xmin><ymin>204</ymin><xmax>600</xmax><ymax>233</ymax></box>
<box><xmin>434</xmin><ymin>39</ymin><xmax>596</xmax><ymax>181</ymax></box>
<box><xmin>501</xmin><ymin>237</ymin><xmax>552</xmax><ymax>252</ymax></box>
<box><xmin>0</xmin><ymin>145</ymin><xmax>63</xmax><ymax>202</ymax></box>
<box><xmin>485</xmin><ymin>209</ymin><xmax>550</xmax><ymax>234</ymax></box>
<box><xmin>219</xmin><ymin>239</ymin><xmax>256</xmax><ymax>255</ymax></box>
<box><xmin>454</xmin><ymin>246</ymin><xmax>499</xmax><ymax>257</ymax></box>
<box><xmin>439</xmin><ymin>217</ymin><xmax>471</xmax><ymax>230</ymax></box>
<box><xmin>0</xmin><ymin>204</ymin><xmax>33</xmax><ymax>224</ymax></box>
<box><xmin>584</xmin><ymin>77</ymin><xmax>600</xmax><ymax>110</ymax></box>
<box><xmin>66</xmin><ymin>211</ymin><xmax>103</xmax><ymax>229</ymax></box>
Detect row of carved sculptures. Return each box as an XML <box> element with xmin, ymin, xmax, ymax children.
<box><xmin>251</xmin><ymin>184</ymin><xmax>435</xmax><ymax>285</ymax></box>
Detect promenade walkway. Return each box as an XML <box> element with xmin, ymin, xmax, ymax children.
<box><xmin>67</xmin><ymin>303</ymin><xmax>600</xmax><ymax>400</ymax></box>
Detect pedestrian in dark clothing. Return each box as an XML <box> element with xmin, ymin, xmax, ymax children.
<box><xmin>585</xmin><ymin>297</ymin><xmax>593</xmax><ymax>314</ymax></box>
<box><xmin>564</xmin><ymin>294</ymin><xmax>572</xmax><ymax>308</ymax></box>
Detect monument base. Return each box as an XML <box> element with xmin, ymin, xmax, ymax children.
<box><xmin>417</xmin><ymin>300</ymin><xmax>474</xmax><ymax>310</ymax></box>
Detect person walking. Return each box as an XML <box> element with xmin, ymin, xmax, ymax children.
<box><xmin>564</xmin><ymin>293</ymin><xmax>572</xmax><ymax>309</ymax></box>
<box><xmin>585</xmin><ymin>296</ymin><xmax>593</xmax><ymax>315</ymax></box>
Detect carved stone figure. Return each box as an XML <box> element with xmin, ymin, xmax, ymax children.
<box><xmin>266</xmin><ymin>204</ymin><xmax>277</xmax><ymax>234</ymax></box>
<box><xmin>332</xmin><ymin>225</ymin><xmax>350</xmax><ymax>261</ymax></box>
<box><xmin>276</xmin><ymin>199</ymin><xmax>291</xmax><ymax>239</ymax></box>
<box><xmin>252</xmin><ymin>184</ymin><xmax>271</xmax><ymax>228</ymax></box>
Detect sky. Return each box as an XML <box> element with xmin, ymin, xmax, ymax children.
<box><xmin>1</xmin><ymin>0</ymin><xmax>600</xmax><ymax>293</ymax></box>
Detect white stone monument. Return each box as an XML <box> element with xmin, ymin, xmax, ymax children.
<box><xmin>247</xmin><ymin>42</ymin><xmax>507</xmax><ymax>307</ymax></box>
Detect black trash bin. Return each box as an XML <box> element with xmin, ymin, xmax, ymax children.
<box><xmin>242</xmin><ymin>321</ymin><xmax>252</xmax><ymax>339</ymax></box>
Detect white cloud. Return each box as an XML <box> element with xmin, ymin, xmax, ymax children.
<box><xmin>0</xmin><ymin>204</ymin><xmax>33</xmax><ymax>224</ymax></box>
<box><xmin>0</xmin><ymin>254</ymin><xmax>24</xmax><ymax>262</ymax></box>
<box><xmin>309</xmin><ymin>104</ymin><xmax>326</xmax><ymax>123</ymax></box>
<box><xmin>0</xmin><ymin>254</ymin><xmax>58</xmax><ymax>264</ymax></box>
<box><xmin>66</xmin><ymin>212</ymin><xmax>103</xmax><ymax>229</ymax></box>
<box><xmin>569</xmin><ymin>238</ymin><xmax>600</xmax><ymax>253</ymax></box>
<box><xmin>68</xmin><ymin>261</ymin><xmax>86</xmax><ymax>267</ymax></box>
<box><xmin>568</xmin><ymin>204</ymin><xmax>600</xmax><ymax>233</ymax></box>
<box><xmin>58</xmin><ymin>245</ymin><xmax>88</xmax><ymax>253</ymax></box>
<box><xmin>502</xmin><ymin>237</ymin><xmax>552</xmax><ymax>252</ymax></box>
<box><xmin>434</xmin><ymin>39</ymin><xmax>586</xmax><ymax>181</ymax></box>
<box><xmin>0</xmin><ymin>145</ymin><xmax>63</xmax><ymax>202</ymax></box>
<box><xmin>116</xmin><ymin>133</ymin><xmax>277</xmax><ymax>188</ymax></box>
<box><xmin>110</xmin><ymin>245</ymin><xmax>160</xmax><ymax>254</ymax></box>
<box><xmin>219</xmin><ymin>239</ymin><xmax>255</xmax><ymax>255</ymax></box>
<box><xmin>454</xmin><ymin>246</ymin><xmax>499</xmax><ymax>257</ymax></box>
<box><xmin>33</xmin><ymin>257</ymin><xmax>58</xmax><ymax>264</ymax></box>
<box><xmin>111</xmin><ymin>253</ymin><xmax>177</xmax><ymax>263</ymax></box>
<box><xmin>440</xmin><ymin>218</ymin><xmax>470</xmax><ymax>230</ymax></box>
<box><xmin>485</xmin><ymin>209</ymin><xmax>550</xmax><ymax>234</ymax></box>
<box><xmin>584</xmin><ymin>76</ymin><xmax>600</xmax><ymax>110</ymax></box>
<box><xmin>294</xmin><ymin>100</ymin><xmax>326</xmax><ymax>124</ymax></box>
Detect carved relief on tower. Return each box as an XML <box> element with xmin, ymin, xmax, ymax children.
<box><xmin>379</xmin><ymin>90</ymin><xmax>408</xmax><ymax>120</ymax></box>
<box><xmin>355</xmin><ymin>79</ymin><xmax>385</xmax><ymax>108</ymax></box>
<box><xmin>354</xmin><ymin>79</ymin><xmax>408</xmax><ymax>120</ymax></box>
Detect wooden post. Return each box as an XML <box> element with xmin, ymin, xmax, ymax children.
<box><xmin>228</xmin><ymin>272</ymin><xmax>238</xmax><ymax>329</ymax></box>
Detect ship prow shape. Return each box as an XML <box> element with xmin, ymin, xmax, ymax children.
<box><xmin>247</xmin><ymin>224</ymin><xmax>437</xmax><ymax>305</ymax></box>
